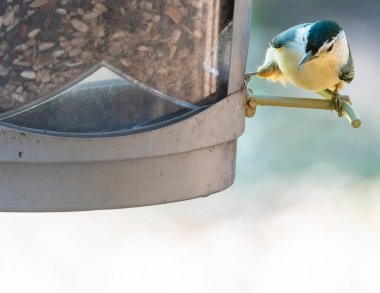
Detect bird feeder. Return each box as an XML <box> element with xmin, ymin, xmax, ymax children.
<box><xmin>0</xmin><ymin>0</ymin><xmax>252</xmax><ymax>211</ymax></box>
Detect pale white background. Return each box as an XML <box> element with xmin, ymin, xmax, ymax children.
<box><xmin>1</xmin><ymin>0</ymin><xmax>379</xmax><ymax>292</ymax></box>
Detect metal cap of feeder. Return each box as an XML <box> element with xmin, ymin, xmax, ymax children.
<box><xmin>0</xmin><ymin>0</ymin><xmax>252</xmax><ymax>212</ymax></box>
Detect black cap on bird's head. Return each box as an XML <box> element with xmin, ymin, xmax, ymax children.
<box><xmin>306</xmin><ymin>20</ymin><xmax>342</xmax><ymax>54</ymax></box>
<box><xmin>298</xmin><ymin>20</ymin><xmax>343</xmax><ymax>69</ymax></box>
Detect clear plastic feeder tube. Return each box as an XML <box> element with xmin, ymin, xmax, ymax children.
<box><xmin>0</xmin><ymin>0</ymin><xmax>235</xmax><ymax>114</ymax></box>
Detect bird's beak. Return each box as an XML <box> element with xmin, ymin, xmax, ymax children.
<box><xmin>298</xmin><ymin>51</ymin><xmax>314</xmax><ymax>70</ymax></box>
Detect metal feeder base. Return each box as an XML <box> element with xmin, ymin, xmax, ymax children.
<box><xmin>0</xmin><ymin>92</ymin><xmax>245</xmax><ymax>212</ymax></box>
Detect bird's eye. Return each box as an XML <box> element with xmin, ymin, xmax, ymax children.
<box><xmin>327</xmin><ymin>44</ymin><xmax>334</xmax><ymax>52</ymax></box>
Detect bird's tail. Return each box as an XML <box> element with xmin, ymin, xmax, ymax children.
<box><xmin>251</xmin><ymin>47</ymin><xmax>286</xmax><ymax>85</ymax></box>
<box><xmin>255</xmin><ymin>62</ymin><xmax>285</xmax><ymax>84</ymax></box>
<box><xmin>246</xmin><ymin>63</ymin><xmax>286</xmax><ymax>85</ymax></box>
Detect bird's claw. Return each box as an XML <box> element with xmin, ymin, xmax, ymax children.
<box><xmin>244</xmin><ymin>72</ymin><xmax>258</xmax><ymax>85</ymax></box>
<box><xmin>330</xmin><ymin>89</ymin><xmax>340</xmax><ymax>115</ymax></box>
<box><xmin>330</xmin><ymin>91</ymin><xmax>351</xmax><ymax>117</ymax></box>
<box><xmin>244</xmin><ymin>73</ymin><xmax>252</xmax><ymax>83</ymax></box>
<box><xmin>340</xmin><ymin>95</ymin><xmax>351</xmax><ymax>105</ymax></box>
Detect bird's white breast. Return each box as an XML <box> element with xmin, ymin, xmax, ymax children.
<box><xmin>272</xmin><ymin>27</ymin><xmax>343</xmax><ymax>91</ymax></box>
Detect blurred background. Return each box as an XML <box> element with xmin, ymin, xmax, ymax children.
<box><xmin>0</xmin><ymin>0</ymin><xmax>379</xmax><ymax>292</ymax></box>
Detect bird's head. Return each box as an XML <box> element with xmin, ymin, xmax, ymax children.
<box><xmin>298</xmin><ymin>20</ymin><xmax>348</xmax><ymax>69</ymax></box>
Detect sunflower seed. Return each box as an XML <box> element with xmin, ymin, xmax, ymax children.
<box><xmin>38</xmin><ymin>42</ymin><xmax>55</xmax><ymax>51</ymax></box>
<box><xmin>12</xmin><ymin>93</ymin><xmax>25</xmax><ymax>102</ymax></box>
<box><xmin>2</xmin><ymin>8</ymin><xmax>15</xmax><ymax>27</ymax></box>
<box><xmin>30</xmin><ymin>0</ymin><xmax>48</xmax><ymax>8</ymax></box>
<box><xmin>71</xmin><ymin>19</ymin><xmax>89</xmax><ymax>33</ymax></box>
<box><xmin>52</xmin><ymin>50</ymin><xmax>65</xmax><ymax>58</ymax></box>
<box><xmin>28</xmin><ymin>28</ymin><xmax>41</xmax><ymax>38</ymax></box>
<box><xmin>21</xmin><ymin>71</ymin><xmax>36</xmax><ymax>79</ymax></box>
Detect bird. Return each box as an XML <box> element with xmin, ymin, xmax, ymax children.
<box><xmin>247</xmin><ymin>20</ymin><xmax>354</xmax><ymax>103</ymax></box>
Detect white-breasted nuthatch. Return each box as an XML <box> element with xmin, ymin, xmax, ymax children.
<box><xmin>250</xmin><ymin>20</ymin><xmax>354</xmax><ymax>98</ymax></box>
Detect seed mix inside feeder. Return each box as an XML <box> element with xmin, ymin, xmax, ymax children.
<box><xmin>0</xmin><ymin>0</ymin><xmax>254</xmax><ymax>211</ymax></box>
<box><xmin>0</xmin><ymin>0</ymin><xmax>234</xmax><ymax>115</ymax></box>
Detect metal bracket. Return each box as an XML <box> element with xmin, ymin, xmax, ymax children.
<box><xmin>244</xmin><ymin>76</ymin><xmax>361</xmax><ymax>128</ymax></box>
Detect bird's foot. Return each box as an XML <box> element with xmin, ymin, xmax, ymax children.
<box><xmin>330</xmin><ymin>91</ymin><xmax>351</xmax><ymax>117</ymax></box>
<box><xmin>330</xmin><ymin>89</ymin><xmax>341</xmax><ymax>116</ymax></box>
<box><xmin>244</xmin><ymin>72</ymin><xmax>258</xmax><ymax>85</ymax></box>
<box><xmin>331</xmin><ymin>87</ymin><xmax>339</xmax><ymax>102</ymax></box>
<box><xmin>340</xmin><ymin>95</ymin><xmax>351</xmax><ymax>105</ymax></box>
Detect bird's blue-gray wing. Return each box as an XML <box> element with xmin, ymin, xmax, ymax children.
<box><xmin>339</xmin><ymin>46</ymin><xmax>354</xmax><ymax>83</ymax></box>
<box><xmin>270</xmin><ymin>23</ymin><xmax>312</xmax><ymax>48</ymax></box>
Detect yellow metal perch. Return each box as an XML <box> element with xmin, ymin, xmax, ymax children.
<box><xmin>246</xmin><ymin>93</ymin><xmax>361</xmax><ymax>128</ymax></box>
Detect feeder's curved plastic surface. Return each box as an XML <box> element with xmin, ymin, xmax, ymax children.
<box><xmin>0</xmin><ymin>62</ymin><xmax>205</xmax><ymax>137</ymax></box>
